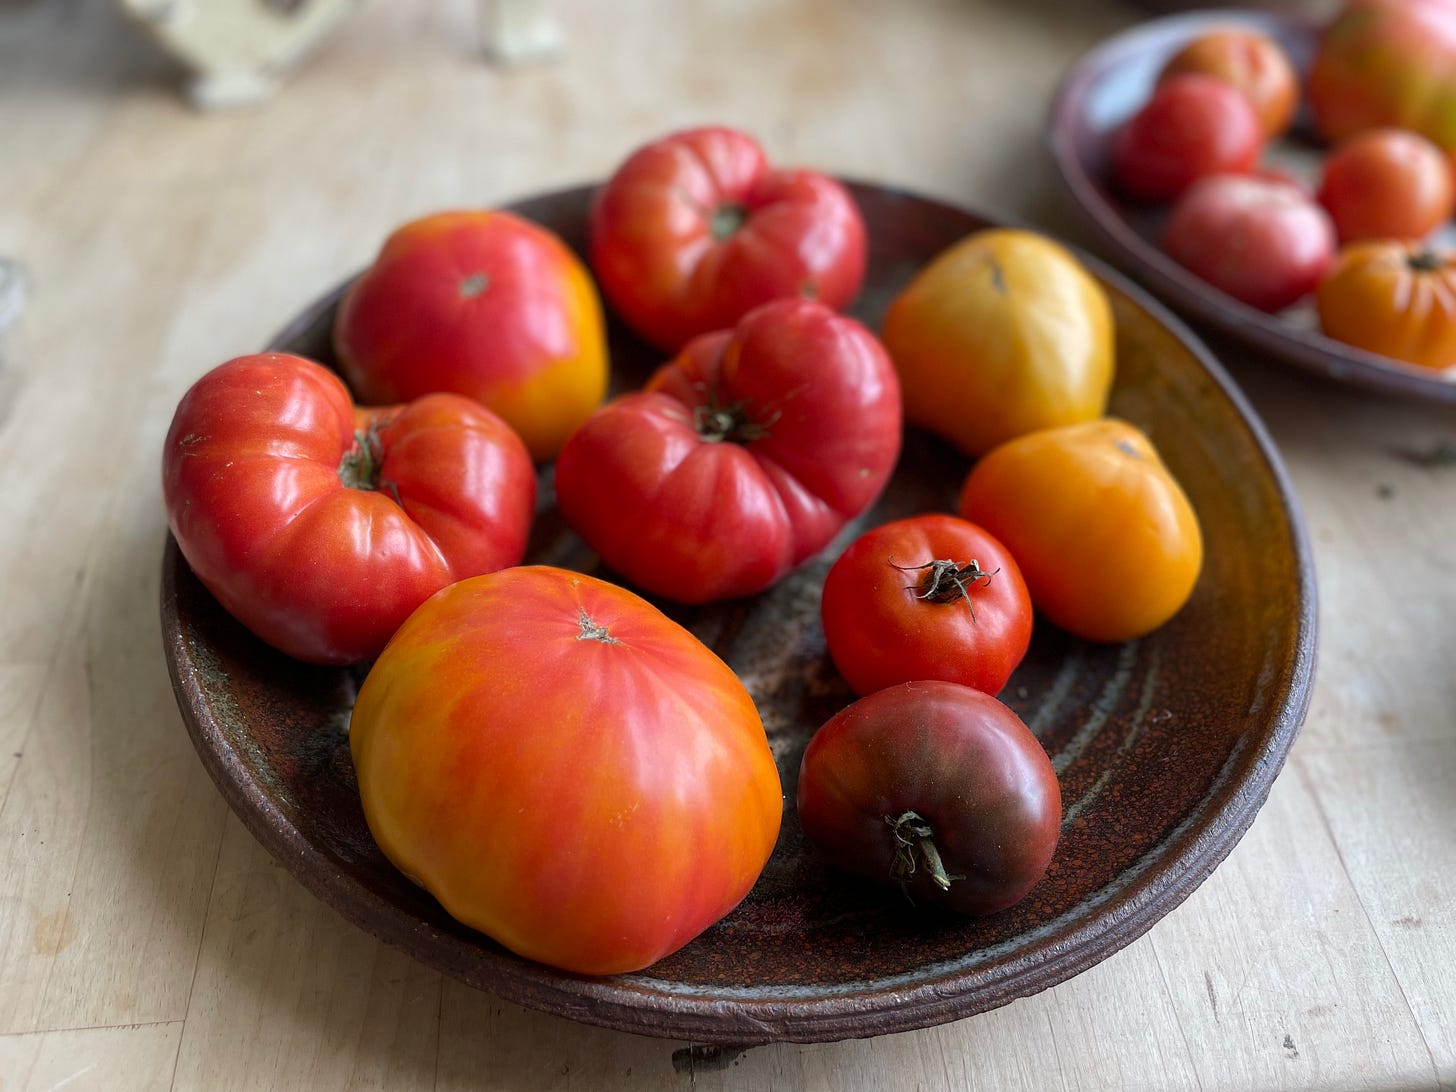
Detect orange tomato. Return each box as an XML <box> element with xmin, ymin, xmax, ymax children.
<box><xmin>1160</xmin><ymin>27</ymin><xmax>1300</xmax><ymax>139</ymax></box>
<box><xmin>1316</xmin><ymin>128</ymin><xmax>1455</xmax><ymax>244</ymax></box>
<box><xmin>349</xmin><ymin>566</ymin><xmax>783</xmax><ymax>975</ymax></box>
<box><xmin>881</xmin><ymin>229</ymin><xmax>1114</xmax><ymax>458</ymax></box>
<box><xmin>334</xmin><ymin>210</ymin><xmax>609</xmax><ymax>460</ymax></box>
<box><xmin>958</xmin><ymin>419</ymin><xmax>1203</xmax><ymax>644</ymax></box>
<box><xmin>1316</xmin><ymin>242</ymin><xmax>1456</xmax><ymax>369</ymax></box>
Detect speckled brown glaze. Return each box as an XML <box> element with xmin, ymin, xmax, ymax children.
<box><xmin>1048</xmin><ymin>9</ymin><xmax>1456</xmax><ymax>405</ymax></box>
<box><xmin>160</xmin><ymin>183</ymin><xmax>1316</xmax><ymax>1044</ymax></box>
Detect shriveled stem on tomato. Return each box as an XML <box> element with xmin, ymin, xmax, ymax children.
<box><xmin>886</xmin><ymin>810</ymin><xmax>961</xmax><ymax>894</ymax></box>
<box><xmin>710</xmin><ymin>202</ymin><xmax>749</xmax><ymax>240</ymax></box>
<box><xmin>338</xmin><ymin>426</ymin><xmax>386</xmax><ymax>491</ymax></box>
<box><xmin>692</xmin><ymin>396</ymin><xmax>779</xmax><ymax>445</ymax></box>
<box><xmin>1408</xmin><ymin>249</ymin><xmax>1447</xmax><ymax>273</ymax></box>
<box><xmin>890</xmin><ymin>557</ymin><xmax>999</xmax><ymax>620</ymax></box>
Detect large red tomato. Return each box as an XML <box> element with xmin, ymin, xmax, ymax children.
<box><xmin>819</xmin><ymin>514</ymin><xmax>1032</xmax><ymax>698</ymax></box>
<box><xmin>796</xmin><ymin>680</ymin><xmax>1061</xmax><ymax>915</ymax></box>
<box><xmin>554</xmin><ymin>299</ymin><xmax>902</xmax><ymax>604</ymax></box>
<box><xmin>349</xmin><ymin>566</ymin><xmax>783</xmax><ymax>975</ymax></box>
<box><xmin>333</xmin><ymin>210</ymin><xmax>608</xmax><ymax>460</ymax></box>
<box><xmin>162</xmin><ymin>353</ymin><xmax>535</xmax><ymax>664</ymax></box>
<box><xmin>1307</xmin><ymin>0</ymin><xmax>1456</xmax><ymax>152</ymax></box>
<box><xmin>1162</xmin><ymin>173</ymin><xmax>1336</xmax><ymax>312</ymax></box>
<box><xmin>588</xmin><ymin>126</ymin><xmax>867</xmax><ymax>352</ymax></box>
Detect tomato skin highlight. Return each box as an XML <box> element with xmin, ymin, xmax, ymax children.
<box><xmin>554</xmin><ymin>298</ymin><xmax>902</xmax><ymax>604</ymax></box>
<box><xmin>588</xmin><ymin>125</ymin><xmax>867</xmax><ymax>352</ymax></box>
<box><xmin>349</xmin><ymin>566</ymin><xmax>784</xmax><ymax>976</ymax></box>
<box><xmin>161</xmin><ymin>353</ymin><xmax>535</xmax><ymax>664</ymax></box>
<box><xmin>819</xmin><ymin>514</ymin><xmax>1032</xmax><ymax>698</ymax></box>
<box><xmin>958</xmin><ymin>419</ymin><xmax>1204</xmax><ymax>644</ymax></box>
<box><xmin>333</xmin><ymin>210</ymin><xmax>609</xmax><ymax>461</ymax></box>
<box><xmin>796</xmin><ymin>680</ymin><xmax>1061</xmax><ymax>916</ymax></box>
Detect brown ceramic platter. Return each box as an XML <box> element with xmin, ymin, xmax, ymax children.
<box><xmin>1048</xmin><ymin>8</ymin><xmax>1456</xmax><ymax>405</ymax></box>
<box><xmin>161</xmin><ymin>182</ymin><xmax>1316</xmax><ymax>1045</ymax></box>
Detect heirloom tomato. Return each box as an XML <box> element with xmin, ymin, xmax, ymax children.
<box><xmin>162</xmin><ymin>353</ymin><xmax>535</xmax><ymax>664</ymax></box>
<box><xmin>1162</xmin><ymin>173</ymin><xmax>1336</xmax><ymax>312</ymax></box>
<box><xmin>1111</xmin><ymin>74</ymin><xmax>1263</xmax><ymax>203</ymax></box>
<box><xmin>333</xmin><ymin>210</ymin><xmax>608</xmax><ymax>460</ymax></box>
<box><xmin>588</xmin><ymin>125</ymin><xmax>867</xmax><ymax>352</ymax></box>
<box><xmin>1159</xmin><ymin>27</ymin><xmax>1299</xmax><ymax>139</ymax></box>
<box><xmin>958</xmin><ymin>419</ymin><xmax>1203</xmax><ymax>644</ymax></box>
<box><xmin>554</xmin><ymin>298</ymin><xmax>902</xmax><ymax>604</ymax></box>
<box><xmin>349</xmin><ymin>566</ymin><xmax>783</xmax><ymax>976</ymax></box>
<box><xmin>1307</xmin><ymin>0</ymin><xmax>1456</xmax><ymax>152</ymax></box>
<box><xmin>881</xmin><ymin>228</ymin><xmax>1113</xmax><ymax>457</ymax></box>
<box><xmin>1316</xmin><ymin>128</ymin><xmax>1455</xmax><ymax>244</ymax></box>
<box><xmin>819</xmin><ymin>514</ymin><xmax>1032</xmax><ymax>698</ymax></box>
<box><xmin>1316</xmin><ymin>242</ymin><xmax>1456</xmax><ymax>369</ymax></box>
<box><xmin>797</xmin><ymin>680</ymin><xmax>1061</xmax><ymax>916</ymax></box>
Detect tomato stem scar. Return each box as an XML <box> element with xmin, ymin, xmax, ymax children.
<box><xmin>886</xmin><ymin>810</ymin><xmax>961</xmax><ymax>894</ymax></box>
<box><xmin>710</xmin><ymin>202</ymin><xmax>748</xmax><ymax>240</ymax></box>
<box><xmin>459</xmin><ymin>272</ymin><xmax>490</xmax><ymax>298</ymax></box>
<box><xmin>889</xmin><ymin>557</ymin><xmax>999</xmax><ymax>620</ymax></box>
<box><xmin>576</xmin><ymin>610</ymin><xmax>618</xmax><ymax>643</ymax></box>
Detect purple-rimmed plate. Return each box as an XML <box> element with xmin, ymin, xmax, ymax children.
<box><xmin>1049</xmin><ymin>7</ymin><xmax>1456</xmax><ymax>404</ymax></box>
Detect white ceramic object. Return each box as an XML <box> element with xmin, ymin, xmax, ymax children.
<box><xmin>119</xmin><ymin>0</ymin><xmax>365</xmax><ymax>109</ymax></box>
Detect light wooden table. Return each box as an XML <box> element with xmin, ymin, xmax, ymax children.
<box><xmin>2</xmin><ymin>1</ymin><xmax>1453</xmax><ymax>1088</ymax></box>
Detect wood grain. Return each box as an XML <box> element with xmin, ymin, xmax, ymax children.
<box><xmin>1</xmin><ymin>0</ymin><xmax>1453</xmax><ymax>1087</ymax></box>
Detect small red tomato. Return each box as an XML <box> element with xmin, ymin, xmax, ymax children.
<box><xmin>1162</xmin><ymin>173</ymin><xmax>1337</xmax><ymax>312</ymax></box>
<box><xmin>1317</xmin><ymin>128</ymin><xmax>1456</xmax><ymax>244</ymax></box>
<box><xmin>819</xmin><ymin>514</ymin><xmax>1032</xmax><ymax>698</ymax></box>
<box><xmin>796</xmin><ymin>681</ymin><xmax>1061</xmax><ymax>916</ymax></box>
<box><xmin>554</xmin><ymin>298</ymin><xmax>901</xmax><ymax>604</ymax></box>
<box><xmin>334</xmin><ymin>210</ymin><xmax>608</xmax><ymax>461</ymax></box>
<box><xmin>1159</xmin><ymin>27</ymin><xmax>1300</xmax><ymax>139</ymax></box>
<box><xmin>162</xmin><ymin>353</ymin><xmax>536</xmax><ymax>664</ymax></box>
<box><xmin>588</xmin><ymin>126</ymin><xmax>868</xmax><ymax>352</ymax></box>
<box><xmin>1112</xmin><ymin>74</ymin><xmax>1264</xmax><ymax>202</ymax></box>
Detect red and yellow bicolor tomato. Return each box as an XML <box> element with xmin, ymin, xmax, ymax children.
<box><xmin>162</xmin><ymin>353</ymin><xmax>535</xmax><ymax>664</ymax></box>
<box><xmin>555</xmin><ymin>298</ymin><xmax>902</xmax><ymax>604</ymax></box>
<box><xmin>349</xmin><ymin>565</ymin><xmax>784</xmax><ymax>976</ymax></box>
<box><xmin>588</xmin><ymin>125</ymin><xmax>867</xmax><ymax>352</ymax></box>
<box><xmin>333</xmin><ymin>210</ymin><xmax>608</xmax><ymax>460</ymax></box>
<box><xmin>797</xmin><ymin>680</ymin><xmax>1061</xmax><ymax>916</ymax></box>
<box><xmin>1159</xmin><ymin>27</ymin><xmax>1300</xmax><ymax>139</ymax></box>
<box><xmin>959</xmin><ymin>419</ymin><xmax>1203</xmax><ymax>644</ymax></box>
<box><xmin>1316</xmin><ymin>242</ymin><xmax>1456</xmax><ymax>369</ymax></box>
<box><xmin>1307</xmin><ymin>0</ymin><xmax>1456</xmax><ymax>152</ymax></box>
<box><xmin>881</xmin><ymin>228</ymin><xmax>1114</xmax><ymax>458</ymax></box>
<box><xmin>820</xmin><ymin>514</ymin><xmax>1032</xmax><ymax>698</ymax></box>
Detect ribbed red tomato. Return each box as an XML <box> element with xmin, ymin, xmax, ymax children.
<box><xmin>797</xmin><ymin>681</ymin><xmax>1061</xmax><ymax>915</ymax></box>
<box><xmin>588</xmin><ymin>125</ymin><xmax>867</xmax><ymax>351</ymax></box>
<box><xmin>162</xmin><ymin>353</ymin><xmax>535</xmax><ymax>664</ymax></box>
<box><xmin>349</xmin><ymin>566</ymin><xmax>783</xmax><ymax>975</ymax></box>
<box><xmin>554</xmin><ymin>298</ymin><xmax>902</xmax><ymax>604</ymax></box>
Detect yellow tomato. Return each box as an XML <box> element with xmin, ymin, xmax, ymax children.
<box><xmin>881</xmin><ymin>228</ymin><xmax>1115</xmax><ymax>457</ymax></box>
<box><xmin>958</xmin><ymin>419</ymin><xmax>1203</xmax><ymax>643</ymax></box>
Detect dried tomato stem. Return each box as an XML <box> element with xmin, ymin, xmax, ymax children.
<box><xmin>338</xmin><ymin>427</ymin><xmax>384</xmax><ymax>491</ymax></box>
<box><xmin>886</xmin><ymin>810</ymin><xmax>960</xmax><ymax>893</ymax></box>
<box><xmin>889</xmin><ymin>557</ymin><xmax>999</xmax><ymax>619</ymax></box>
